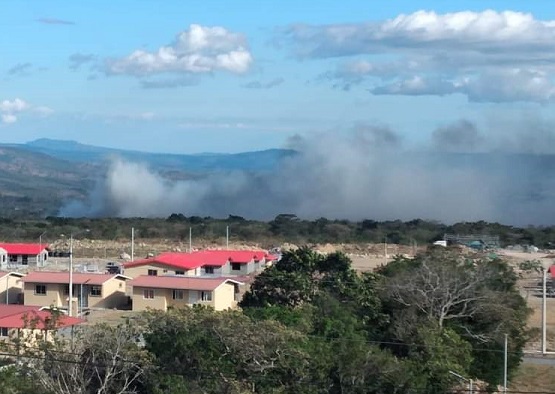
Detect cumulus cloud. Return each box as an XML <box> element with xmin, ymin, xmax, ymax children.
<box><xmin>242</xmin><ymin>77</ymin><xmax>284</xmax><ymax>89</ymax></box>
<box><xmin>0</xmin><ymin>98</ymin><xmax>51</xmax><ymax>124</ymax></box>
<box><xmin>286</xmin><ymin>10</ymin><xmax>555</xmax><ymax>102</ymax></box>
<box><xmin>106</xmin><ymin>24</ymin><xmax>253</xmax><ymax>76</ymax></box>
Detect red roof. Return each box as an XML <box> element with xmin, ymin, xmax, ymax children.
<box><xmin>0</xmin><ymin>305</ymin><xmax>82</xmax><ymax>329</ymax></box>
<box><xmin>23</xmin><ymin>272</ymin><xmax>129</xmax><ymax>285</ymax></box>
<box><xmin>0</xmin><ymin>243</ymin><xmax>48</xmax><ymax>255</ymax></box>
<box><xmin>130</xmin><ymin>275</ymin><xmax>243</xmax><ymax>291</ymax></box>
<box><xmin>123</xmin><ymin>249</ymin><xmax>278</xmax><ymax>270</ymax></box>
<box><xmin>550</xmin><ymin>265</ymin><xmax>555</xmax><ymax>278</ymax></box>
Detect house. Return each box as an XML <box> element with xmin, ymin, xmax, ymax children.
<box><xmin>22</xmin><ymin>272</ymin><xmax>131</xmax><ymax>313</ymax></box>
<box><xmin>129</xmin><ymin>275</ymin><xmax>243</xmax><ymax>312</ymax></box>
<box><xmin>0</xmin><ymin>304</ymin><xmax>83</xmax><ymax>345</ymax></box>
<box><xmin>122</xmin><ymin>250</ymin><xmax>277</xmax><ymax>278</ymax></box>
<box><xmin>0</xmin><ymin>272</ymin><xmax>25</xmax><ymax>304</ymax></box>
<box><xmin>0</xmin><ymin>243</ymin><xmax>49</xmax><ymax>269</ymax></box>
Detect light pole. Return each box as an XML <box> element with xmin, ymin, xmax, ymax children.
<box><xmin>449</xmin><ymin>370</ymin><xmax>473</xmax><ymax>394</ymax></box>
<box><xmin>39</xmin><ymin>231</ymin><xmax>47</xmax><ymax>267</ymax></box>
<box><xmin>68</xmin><ymin>229</ymin><xmax>89</xmax><ymax>317</ymax></box>
<box><xmin>541</xmin><ymin>259</ymin><xmax>552</xmax><ymax>355</ymax></box>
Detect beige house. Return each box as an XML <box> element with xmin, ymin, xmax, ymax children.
<box><xmin>23</xmin><ymin>272</ymin><xmax>130</xmax><ymax>313</ymax></box>
<box><xmin>130</xmin><ymin>275</ymin><xmax>243</xmax><ymax>312</ymax></box>
<box><xmin>0</xmin><ymin>272</ymin><xmax>25</xmax><ymax>304</ymax></box>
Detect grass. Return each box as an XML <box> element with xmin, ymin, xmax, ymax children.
<box><xmin>510</xmin><ymin>363</ymin><xmax>555</xmax><ymax>392</ymax></box>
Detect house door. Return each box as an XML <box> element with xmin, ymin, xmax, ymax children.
<box><xmin>77</xmin><ymin>285</ymin><xmax>89</xmax><ymax>308</ymax></box>
<box><xmin>188</xmin><ymin>290</ymin><xmax>198</xmax><ymax>304</ymax></box>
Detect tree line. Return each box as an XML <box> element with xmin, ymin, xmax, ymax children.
<box><xmin>0</xmin><ymin>214</ymin><xmax>553</xmax><ymax>248</ymax></box>
<box><xmin>0</xmin><ymin>247</ymin><xmax>529</xmax><ymax>393</ymax></box>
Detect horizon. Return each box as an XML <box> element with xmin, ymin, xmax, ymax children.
<box><xmin>3</xmin><ymin>2</ymin><xmax>555</xmax><ymax>154</ymax></box>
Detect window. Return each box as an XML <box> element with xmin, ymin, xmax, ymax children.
<box><xmin>147</xmin><ymin>269</ymin><xmax>158</xmax><ymax>276</ymax></box>
<box><xmin>2</xmin><ymin>255</ymin><xmax>5</xmax><ymax>263</ymax></box>
<box><xmin>172</xmin><ymin>289</ymin><xmax>184</xmax><ymax>300</ymax></box>
<box><xmin>204</xmin><ymin>266</ymin><xmax>215</xmax><ymax>274</ymax></box>
<box><xmin>0</xmin><ymin>327</ymin><xmax>8</xmax><ymax>337</ymax></box>
<box><xmin>143</xmin><ymin>289</ymin><xmax>154</xmax><ymax>299</ymax></box>
<box><xmin>21</xmin><ymin>255</ymin><xmax>28</xmax><ymax>265</ymax></box>
<box><xmin>200</xmin><ymin>291</ymin><xmax>212</xmax><ymax>301</ymax></box>
<box><xmin>35</xmin><ymin>284</ymin><xmax>46</xmax><ymax>295</ymax></box>
<box><xmin>175</xmin><ymin>270</ymin><xmax>185</xmax><ymax>275</ymax></box>
<box><xmin>231</xmin><ymin>263</ymin><xmax>241</xmax><ymax>271</ymax></box>
<box><xmin>63</xmin><ymin>285</ymin><xmax>69</xmax><ymax>295</ymax></box>
<box><xmin>9</xmin><ymin>255</ymin><xmax>17</xmax><ymax>263</ymax></box>
<box><xmin>90</xmin><ymin>286</ymin><xmax>101</xmax><ymax>297</ymax></box>
<box><xmin>163</xmin><ymin>269</ymin><xmax>168</xmax><ymax>273</ymax></box>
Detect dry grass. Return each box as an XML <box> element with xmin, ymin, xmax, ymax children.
<box><xmin>510</xmin><ymin>364</ymin><xmax>555</xmax><ymax>392</ymax></box>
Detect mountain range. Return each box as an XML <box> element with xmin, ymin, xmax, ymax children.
<box><xmin>0</xmin><ymin>139</ymin><xmax>295</xmax><ymax>218</ymax></box>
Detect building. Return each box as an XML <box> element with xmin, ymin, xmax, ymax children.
<box><xmin>122</xmin><ymin>250</ymin><xmax>277</xmax><ymax>278</ymax></box>
<box><xmin>0</xmin><ymin>243</ymin><xmax>49</xmax><ymax>269</ymax></box>
<box><xmin>0</xmin><ymin>304</ymin><xmax>83</xmax><ymax>345</ymax></box>
<box><xmin>129</xmin><ymin>275</ymin><xmax>243</xmax><ymax>312</ymax></box>
<box><xmin>0</xmin><ymin>272</ymin><xmax>25</xmax><ymax>304</ymax></box>
<box><xmin>22</xmin><ymin>272</ymin><xmax>130</xmax><ymax>313</ymax></box>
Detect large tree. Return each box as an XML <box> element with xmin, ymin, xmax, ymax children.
<box><xmin>378</xmin><ymin>247</ymin><xmax>530</xmax><ymax>387</ymax></box>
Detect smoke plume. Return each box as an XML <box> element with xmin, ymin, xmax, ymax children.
<box><xmin>60</xmin><ymin>121</ymin><xmax>555</xmax><ymax>225</ymax></box>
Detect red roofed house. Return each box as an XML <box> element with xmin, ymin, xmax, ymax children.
<box><xmin>0</xmin><ymin>243</ymin><xmax>49</xmax><ymax>269</ymax></box>
<box><xmin>122</xmin><ymin>250</ymin><xmax>277</xmax><ymax>278</ymax></box>
<box><xmin>130</xmin><ymin>275</ymin><xmax>243</xmax><ymax>312</ymax></box>
<box><xmin>22</xmin><ymin>272</ymin><xmax>130</xmax><ymax>314</ymax></box>
<box><xmin>0</xmin><ymin>304</ymin><xmax>83</xmax><ymax>345</ymax></box>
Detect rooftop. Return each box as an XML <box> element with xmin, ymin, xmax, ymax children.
<box><xmin>0</xmin><ymin>305</ymin><xmax>83</xmax><ymax>329</ymax></box>
<box><xmin>0</xmin><ymin>243</ymin><xmax>49</xmax><ymax>255</ymax></box>
<box><xmin>23</xmin><ymin>271</ymin><xmax>130</xmax><ymax>285</ymax></box>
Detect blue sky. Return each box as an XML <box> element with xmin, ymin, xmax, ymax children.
<box><xmin>2</xmin><ymin>0</ymin><xmax>555</xmax><ymax>153</ymax></box>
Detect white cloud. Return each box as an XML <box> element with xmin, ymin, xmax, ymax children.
<box><xmin>107</xmin><ymin>24</ymin><xmax>253</xmax><ymax>76</ymax></box>
<box><xmin>371</xmin><ymin>69</ymin><xmax>555</xmax><ymax>103</ymax></box>
<box><xmin>0</xmin><ymin>98</ymin><xmax>28</xmax><ymax>113</ymax></box>
<box><xmin>287</xmin><ymin>10</ymin><xmax>555</xmax><ymax>102</ymax></box>
<box><xmin>0</xmin><ymin>98</ymin><xmax>52</xmax><ymax>124</ymax></box>
<box><xmin>1</xmin><ymin>114</ymin><xmax>17</xmax><ymax>124</ymax></box>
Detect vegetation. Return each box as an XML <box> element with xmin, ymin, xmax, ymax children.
<box><xmin>0</xmin><ymin>247</ymin><xmax>530</xmax><ymax>393</ymax></box>
<box><xmin>1</xmin><ymin>214</ymin><xmax>555</xmax><ymax>249</ymax></box>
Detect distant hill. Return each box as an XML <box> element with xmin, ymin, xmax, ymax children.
<box><xmin>0</xmin><ymin>139</ymin><xmax>296</xmax><ymax>217</ymax></box>
<box><xmin>17</xmin><ymin>139</ymin><xmax>296</xmax><ymax>172</ymax></box>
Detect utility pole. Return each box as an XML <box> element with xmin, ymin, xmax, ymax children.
<box><xmin>189</xmin><ymin>227</ymin><xmax>192</xmax><ymax>253</ymax></box>
<box><xmin>69</xmin><ymin>234</ymin><xmax>74</xmax><ymax>317</ymax></box>
<box><xmin>503</xmin><ymin>334</ymin><xmax>508</xmax><ymax>393</ymax></box>
<box><xmin>131</xmin><ymin>227</ymin><xmax>135</xmax><ymax>262</ymax></box>
<box><xmin>226</xmin><ymin>226</ymin><xmax>229</xmax><ymax>249</ymax></box>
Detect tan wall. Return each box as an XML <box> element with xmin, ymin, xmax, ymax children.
<box><xmin>23</xmin><ymin>283</ymin><xmax>63</xmax><ymax>308</ymax></box>
<box><xmin>132</xmin><ymin>286</ymin><xmax>168</xmax><ymax>312</ymax></box>
<box><xmin>89</xmin><ymin>278</ymin><xmax>127</xmax><ymax>309</ymax></box>
<box><xmin>213</xmin><ymin>283</ymin><xmax>237</xmax><ymax>311</ymax></box>
<box><xmin>0</xmin><ymin>276</ymin><xmax>23</xmax><ymax>304</ymax></box>
<box><xmin>124</xmin><ymin>263</ymin><xmax>197</xmax><ymax>279</ymax></box>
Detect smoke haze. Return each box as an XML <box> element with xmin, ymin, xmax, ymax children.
<box><xmin>60</xmin><ymin>120</ymin><xmax>555</xmax><ymax>226</ymax></box>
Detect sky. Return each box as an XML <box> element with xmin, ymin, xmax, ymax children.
<box><xmin>3</xmin><ymin>1</ymin><xmax>555</xmax><ymax>153</ymax></box>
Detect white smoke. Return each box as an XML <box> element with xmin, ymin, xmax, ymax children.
<box><xmin>59</xmin><ymin>124</ymin><xmax>555</xmax><ymax>225</ymax></box>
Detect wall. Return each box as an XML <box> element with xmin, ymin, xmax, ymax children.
<box><xmin>123</xmin><ymin>263</ymin><xmax>197</xmax><ymax>279</ymax></box>
<box><xmin>213</xmin><ymin>282</ymin><xmax>237</xmax><ymax>311</ymax></box>
<box><xmin>5</xmin><ymin>253</ymin><xmax>46</xmax><ymax>268</ymax></box>
<box><xmin>23</xmin><ymin>282</ymin><xmax>63</xmax><ymax>308</ymax></box>
<box><xmin>89</xmin><ymin>278</ymin><xmax>128</xmax><ymax>309</ymax></box>
<box><xmin>0</xmin><ymin>275</ymin><xmax>24</xmax><ymax>304</ymax></box>
<box><xmin>131</xmin><ymin>286</ymin><xmax>168</xmax><ymax>311</ymax></box>
<box><xmin>229</xmin><ymin>261</ymin><xmax>255</xmax><ymax>276</ymax></box>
